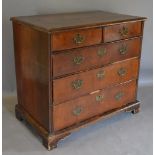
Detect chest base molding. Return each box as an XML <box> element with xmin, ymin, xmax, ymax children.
<box><xmin>15</xmin><ymin>101</ymin><xmax>140</xmax><ymax>150</ymax></box>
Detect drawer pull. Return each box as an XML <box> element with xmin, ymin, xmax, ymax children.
<box><xmin>72</xmin><ymin>80</ymin><xmax>83</xmax><ymax>89</ymax></box>
<box><xmin>97</xmin><ymin>48</ymin><xmax>107</xmax><ymax>57</ymax></box>
<box><xmin>97</xmin><ymin>70</ymin><xmax>105</xmax><ymax>79</ymax></box>
<box><xmin>73</xmin><ymin>56</ymin><xmax>84</xmax><ymax>65</ymax></box>
<box><xmin>72</xmin><ymin>106</ymin><xmax>83</xmax><ymax>116</ymax></box>
<box><xmin>117</xmin><ymin>68</ymin><xmax>126</xmax><ymax>76</ymax></box>
<box><xmin>73</xmin><ymin>33</ymin><xmax>85</xmax><ymax>44</ymax></box>
<box><xmin>96</xmin><ymin>95</ymin><xmax>104</xmax><ymax>102</ymax></box>
<box><xmin>119</xmin><ymin>26</ymin><xmax>128</xmax><ymax>37</ymax></box>
<box><xmin>119</xmin><ymin>44</ymin><xmax>127</xmax><ymax>55</ymax></box>
<box><xmin>115</xmin><ymin>92</ymin><xmax>124</xmax><ymax>101</ymax></box>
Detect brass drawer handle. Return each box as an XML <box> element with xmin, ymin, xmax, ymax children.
<box><xmin>97</xmin><ymin>70</ymin><xmax>105</xmax><ymax>79</ymax></box>
<box><xmin>115</xmin><ymin>92</ymin><xmax>124</xmax><ymax>101</ymax></box>
<box><xmin>72</xmin><ymin>79</ymin><xmax>83</xmax><ymax>89</ymax></box>
<box><xmin>119</xmin><ymin>26</ymin><xmax>128</xmax><ymax>37</ymax></box>
<box><xmin>117</xmin><ymin>68</ymin><xmax>126</xmax><ymax>76</ymax></box>
<box><xmin>119</xmin><ymin>44</ymin><xmax>127</xmax><ymax>55</ymax></box>
<box><xmin>73</xmin><ymin>56</ymin><xmax>84</xmax><ymax>65</ymax></box>
<box><xmin>96</xmin><ymin>95</ymin><xmax>104</xmax><ymax>102</ymax></box>
<box><xmin>73</xmin><ymin>33</ymin><xmax>85</xmax><ymax>44</ymax></box>
<box><xmin>72</xmin><ymin>106</ymin><xmax>83</xmax><ymax>116</ymax></box>
<box><xmin>97</xmin><ymin>48</ymin><xmax>107</xmax><ymax>57</ymax></box>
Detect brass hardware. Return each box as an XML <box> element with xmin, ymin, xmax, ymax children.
<box><xmin>97</xmin><ymin>48</ymin><xmax>107</xmax><ymax>57</ymax></box>
<box><xmin>115</xmin><ymin>92</ymin><xmax>124</xmax><ymax>101</ymax></box>
<box><xmin>119</xmin><ymin>44</ymin><xmax>127</xmax><ymax>55</ymax></box>
<box><xmin>119</xmin><ymin>26</ymin><xmax>128</xmax><ymax>37</ymax></box>
<box><xmin>96</xmin><ymin>95</ymin><xmax>104</xmax><ymax>102</ymax></box>
<box><xmin>73</xmin><ymin>56</ymin><xmax>84</xmax><ymax>65</ymax></box>
<box><xmin>72</xmin><ymin>80</ymin><xmax>83</xmax><ymax>89</ymax></box>
<box><xmin>117</xmin><ymin>68</ymin><xmax>126</xmax><ymax>76</ymax></box>
<box><xmin>72</xmin><ymin>106</ymin><xmax>83</xmax><ymax>116</ymax></box>
<box><xmin>73</xmin><ymin>33</ymin><xmax>85</xmax><ymax>44</ymax></box>
<box><xmin>97</xmin><ymin>70</ymin><xmax>105</xmax><ymax>79</ymax></box>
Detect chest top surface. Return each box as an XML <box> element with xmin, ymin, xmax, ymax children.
<box><xmin>11</xmin><ymin>11</ymin><xmax>146</xmax><ymax>31</ymax></box>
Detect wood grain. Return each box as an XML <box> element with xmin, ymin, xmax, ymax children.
<box><xmin>51</xmin><ymin>27</ymin><xmax>102</xmax><ymax>51</ymax></box>
<box><xmin>11</xmin><ymin>11</ymin><xmax>146</xmax><ymax>150</ymax></box>
<box><xmin>53</xmin><ymin>58</ymin><xmax>139</xmax><ymax>104</ymax></box>
<box><xmin>11</xmin><ymin>11</ymin><xmax>146</xmax><ymax>31</ymax></box>
<box><xmin>104</xmin><ymin>21</ymin><xmax>142</xmax><ymax>42</ymax></box>
<box><xmin>13</xmin><ymin>22</ymin><xmax>51</xmax><ymax>131</ymax></box>
<box><xmin>52</xmin><ymin>37</ymin><xmax>141</xmax><ymax>77</ymax></box>
<box><xmin>53</xmin><ymin>80</ymin><xmax>137</xmax><ymax>131</ymax></box>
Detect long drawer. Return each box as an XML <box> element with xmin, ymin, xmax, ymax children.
<box><xmin>53</xmin><ymin>57</ymin><xmax>139</xmax><ymax>104</ymax></box>
<box><xmin>52</xmin><ymin>38</ymin><xmax>141</xmax><ymax>77</ymax></box>
<box><xmin>53</xmin><ymin>80</ymin><xmax>137</xmax><ymax>131</ymax></box>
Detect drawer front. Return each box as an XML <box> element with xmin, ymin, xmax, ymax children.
<box><xmin>53</xmin><ymin>38</ymin><xmax>141</xmax><ymax>77</ymax></box>
<box><xmin>51</xmin><ymin>28</ymin><xmax>102</xmax><ymax>51</ymax></box>
<box><xmin>53</xmin><ymin>58</ymin><xmax>139</xmax><ymax>104</ymax></box>
<box><xmin>53</xmin><ymin>80</ymin><xmax>137</xmax><ymax>131</ymax></box>
<box><xmin>104</xmin><ymin>21</ymin><xmax>142</xmax><ymax>42</ymax></box>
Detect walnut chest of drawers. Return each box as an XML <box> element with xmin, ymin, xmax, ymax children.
<box><xmin>11</xmin><ymin>11</ymin><xmax>146</xmax><ymax>150</ymax></box>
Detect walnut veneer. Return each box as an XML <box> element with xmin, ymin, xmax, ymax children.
<box><xmin>11</xmin><ymin>11</ymin><xmax>146</xmax><ymax>150</ymax></box>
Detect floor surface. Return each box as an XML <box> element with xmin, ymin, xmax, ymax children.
<box><xmin>2</xmin><ymin>85</ymin><xmax>153</xmax><ymax>155</ymax></box>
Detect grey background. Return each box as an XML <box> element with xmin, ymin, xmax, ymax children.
<box><xmin>3</xmin><ymin>0</ymin><xmax>153</xmax><ymax>93</ymax></box>
<box><xmin>2</xmin><ymin>1</ymin><xmax>153</xmax><ymax>154</ymax></box>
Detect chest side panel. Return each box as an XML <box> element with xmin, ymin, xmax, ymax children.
<box><xmin>13</xmin><ymin>22</ymin><xmax>50</xmax><ymax>131</ymax></box>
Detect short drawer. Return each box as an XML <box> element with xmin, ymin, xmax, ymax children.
<box><xmin>104</xmin><ymin>21</ymin><xmax>142</xmax><ymax>42</ymax></box>
<box><xmin>53</xmin><ymin>80</ymin><xmax>137</xmax><ymax>131</ymax></box>
<box><xmin>52</xmin><ymin>38</ymin><xmax>141</xmax><ymax>77</ymax></box>
<box><xmin>53</xmin><ymin>58</ymin><xmax>139</xmax><ymax>104</ymax></box>
<box><xmin>51</xmin><ymin>28</ymin><xmax>102</xmax><ymax>51</ymax></box>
